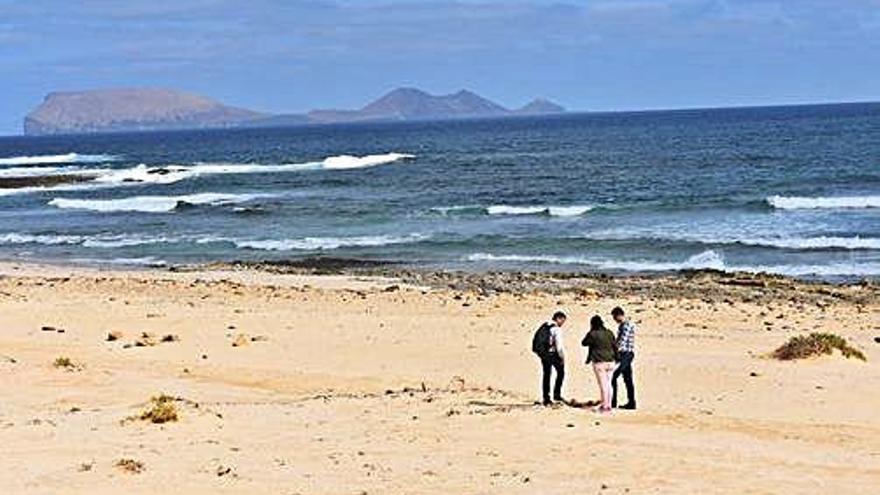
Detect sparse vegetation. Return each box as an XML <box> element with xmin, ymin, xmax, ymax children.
<box><xmin>115</xmin><ymin>458</ymin><xmax>144</xmax><ymax>474</ymax></box>
<box><xmin>772</xmin><ymin>333</ymin><xmax>866</xmax><ymax>361</ymax></box>
<box><xmin>53</xmin><ymin>356</ymin><xmax>79</xmax><ymax>370</ymax></box>
<box><xmin>139</xmin><ymin>394</ymin><xmax>179</xmax><ymax>423</ymax></box>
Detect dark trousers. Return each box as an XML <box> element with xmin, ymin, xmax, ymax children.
<box><xmin>612</xmin><ymin>351</ymin><xmax>636</xmax><ymax>407</ymax></box>
<box><xmin>540</xmin><ymin>353</ymin><xmax>565</xmax><ymax>402</ymax></box>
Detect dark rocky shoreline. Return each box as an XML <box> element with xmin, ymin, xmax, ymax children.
<box><xmin>183</xmin><ymin>257</ymin><xmax>879</xmax><ymax>307</ymax></box>
<box><xmin>0</xmin><ymin>174</ymin><xmax>97</xmax><ymax>189</ymax></box>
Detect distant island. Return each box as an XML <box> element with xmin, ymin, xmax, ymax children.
<box><xmin>23</xmin><ymin>87</ymin><xmax>566</xmax><ymax>136</ymax></box>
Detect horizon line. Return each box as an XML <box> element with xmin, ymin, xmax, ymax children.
<box><xmin>4</xmin><ymin>98</ymin><xmax>878</xmax><ymax>139</ymax></box>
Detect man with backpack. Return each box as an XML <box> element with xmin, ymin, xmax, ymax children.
<box><xmin>532</xmin><ymin>311</ymin><xmax>567</xmax><ymax>406</ymax></box>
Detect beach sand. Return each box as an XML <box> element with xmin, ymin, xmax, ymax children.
<box><xmin>1</xmin><ymin>261</ymin><xmax>878</xmax><ymax>494</ymax></box>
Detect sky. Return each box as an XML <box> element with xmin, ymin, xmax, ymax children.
<box><xmin>0</xmin><ymin>0</ymin><xmax>878</xmax><ymax>135</ymax></box>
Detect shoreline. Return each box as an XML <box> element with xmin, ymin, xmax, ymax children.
<box><xmin>3</xmin><ymin>257</ymin><xmax>877</xmax><ymax>308</ymax></box>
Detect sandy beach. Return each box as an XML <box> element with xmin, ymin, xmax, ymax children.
<box><xmin>1</xmin><ymin>261</ymin><xmax>878</xmax><ymax>494</ymax></box>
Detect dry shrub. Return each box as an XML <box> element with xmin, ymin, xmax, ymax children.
<box><xmin>773</xmin><ymin>333</ymin><xmax>866</xmax><ymax>361</ymax></box>
<box><xmin>115</xmin><ymin>458</ymin><xmax>144</xmax><ymax>474</ymax></box>
<box><xmin>53</xmin><ymin>356</ymin><xmax>79</xmax><ymax>370</ymax></box>
<box><xmin>139</xmin><ymin>394</ymin><xmax>179</xmax><ymax>423</ymax></box>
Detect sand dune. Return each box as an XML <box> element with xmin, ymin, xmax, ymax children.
<box><xmin>0</xmin><ymin>262</ymin><xmax>878</xmax><ymax>494</ymax></box>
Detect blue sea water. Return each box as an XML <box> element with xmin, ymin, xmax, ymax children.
<box><xmin>0</xmin><ymin>103</ymin><xmax>878</xmax><ymax>280</ymax></box>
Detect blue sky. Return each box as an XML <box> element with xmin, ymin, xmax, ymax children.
<box><xmin>1</xmin><ymin>0</ymin><xmax>878</xmax><ymax>135</ymax></box>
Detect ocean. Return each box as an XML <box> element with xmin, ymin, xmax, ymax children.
<box><xmin>1</xmin><ymin>103</ymin><xmax>878</xmax><ymax>280</ymax></box>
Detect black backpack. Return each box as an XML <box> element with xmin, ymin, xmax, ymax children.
<box><xmin>531</xmin><ymin>322</ymin><xmax>555</xmax><ymax>357</ymax></box>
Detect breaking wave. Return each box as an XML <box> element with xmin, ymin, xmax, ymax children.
<box><xmin>584</xmin><ymin>230</ymin><xmax>880</xmax><ymax>251</ymax></box>
<box><xmin>234</xmin><ymin>233</ymin><xmax>428</xmax><ymax>251</ymax></box>
<box><xmin>487</xmin><ymin>205</ymin><xmax>593</xmax><ymax>217</ymax></box>
<box><xmin>66</xmin><ymin>152</ymin><xmax>413</xmax><ymax>186</ymax></box>
<box><xmin>432</xmin><ymin>204</ymin><xmax>593</xmax><ymax>217</ymax></box>
<box><xmin>767</xmin><ymin>195</ymin><xmax>880</xmax><ymax>210</ymax></box>
<box><xmin>0</xmin><ymin>166</ymin><xmax>88</xmax><ymax>177</ymax></box>
<box><xmin>466</xmin><ymin>250</ymin><xmax>880</xmax><ymax>277</ymax></box>
<box><xmin>48</xmin><ymin>193</ymin><xmax>270</xmax><ymax>213</ymax></box>
<box><xmin>0</xmin><ymin>153</ymin><xmax>118</xmax><ymax>166</ymax></box>
<box><xmin>0</xmin><ymin>232</ymin><xmax>199</xmax><ymax>248</ymax></box>
<box><xmin>467</xmin><ymin>250</ymin><xmax>726</xmax><ymax>271</ymax></box>
<box><xmin>69</xmin><ymin>256</ymin><xmax>168</xmax><ymax>267</ymax></box>
<box><xmin>0</xmin><ymin>153</ymin><xmax>413</xmax><ymax>196</ymax></box>
<box><xmin>322</xmin><ymin>153</ymin><xmax>414</xmax><ymax>169</ymax></box>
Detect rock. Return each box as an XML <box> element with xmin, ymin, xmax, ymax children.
<box><xmin>106</xmin><ymin>331</ymin><xmax>123</xmax><ymax>341</ymax></box>
<box><xmin>160</xmin><ymin>334</ymin><xmax>179</xmax><ymax>343</ymax></box>
<box><xmin>383</xmin><ymin>284</ymin><xmax>400</xmax><ymax>292</ymax></box>
<box><xmin>134</xmin><ymin>333</ymin><xmax>158</xmax><ymax>347</ymax></box>
<box><xmin>874</xmin><ymin>337</ymin><xmax>880</xmax><ymax>343</ymax></box>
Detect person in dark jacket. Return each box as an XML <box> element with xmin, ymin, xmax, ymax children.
<box><xmin>581</xmin><ymin>315</ymin><xmax>618</xmax><ymax>412</ymax></box>
<box><xmin>534</xmin><ymin>311</ymin><xmax>567</xmax><ymax>406</ymax></box>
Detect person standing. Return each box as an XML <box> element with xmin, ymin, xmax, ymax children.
<box><xmin>531</xmin><ymin>311</ymin><xmax>567</xmax><ymax>406</ymax></box>
<box><xmin>581</xmin><ymin>315</ymin><xmax>618</xmax><ymax>413</ymax></box>
<box><xmin>611</xmin><ymin>306</ymin><xmax>637</xmax><ymax>410</ymax></box>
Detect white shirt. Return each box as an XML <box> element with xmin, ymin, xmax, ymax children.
<box><xmin>549</xmin><ymin>322</ymin><xmax>565</xmax><ymax>359</ymax></box>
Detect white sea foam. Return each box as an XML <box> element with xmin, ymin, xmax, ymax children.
<box><xmin>735</xmin><ymin>262</ymin><xmax>880</xmax><ymax>278</ymax></box>
<box><xmin>69</xmin><ymin>256</ymin><xmax>167</xmax><ymax>267</ymax></box>
<box><xmin>767</xmin><ymin>195</ymin><xmax>880</xmax><ymax>210</ymax></box>
<box><xmin>85</xmin><ymin>153</ymin><xmax>413</xmax><ymax>185</ymax></box>
<box><xmin>0</xmin><ymin>231</ymin><xmax>211</xmax><ymax>248</ymax></box>
<box><xmin>322</xmin><ymin>153</ymin><xmax>414</xmax><ymax>170</ymax></box>
<box><xmin>0</xmin><ymin>153</ymin><xmax>118</xmax><ymax>166</ymax></box>
<box><xmin>0</xmin><ymin>232</ymin><xmax>85</xmax><ymax>245</ymax></box>
<box><xmin>0</xmin><ymin>182</ymin><xmax>105</xmax><ymax>196</ymax></box>
<box><xmin>81</xmin><ymin>235</ymin><xmax>179</xmax><ymax>248</ymax></box>
<box><xmin>467</xmin><ymin>250</ymin><xmax>725</xmax><ymax>271</ymax></box>
<box><xmin>737</xmin><ymin>236</ymin><xmax>880</xmax><ymax>250</ymax></box>
<box><xmin>430</xmin><ymin>205</ymin><xmax>480</xmax><ymax>215</ymax></box>
<box><xmin>584</xmin><ymin>229</ymin><xmax>880</xmax><ymax>251</ymax></box>
<box><xmin>466</xmin><ymin>250</ymin><xmax>880</xmax><ymax>277</ymax></box>
<box><xmin>0</xmin><ymin>166</ymin><xmax>89</xmax><ymax>177</ymax></box>
<box><xmin>235</xmin><ymin>233</ymin><xmax>427</xmax><ymax>251</ymax></box>
<box><xmin>486</xmin><ymin>205</ymin><xmax>593</xmax><ymax>217</ymax></box>
<box><xmin>48</xmin><ymin>192</ymin><xmax>269</xmax><ymax>213</ymax></box>
<box><xmin>0</xmin><ymin>153</ymin><xmax>413</xmax><ymax>196</ymax></box>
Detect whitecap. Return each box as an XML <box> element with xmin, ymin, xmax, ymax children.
<box><xmin>0</xmin><ymin>232</ymin><xmax>85</xmax><ymax>245</ymax></box>
<box><xmin>737</xmin><ymin>236</ymin><xmax>880</xmax><ymax>250</ymax></box>
<box><xmin>466</xmin><ymin>250</ymin><xmax>880</xmax><ymax>277</ymax></box>
<box><xmin>767</xmin><ymin>195</ymin><xmax>880</xmax><ymax>210</ymax></box>
<box><xmin>584</xmin><ymin>230</ymin><xmax>880</xmax><ymax>251</ymax></box>
<box><xmin>0</xmin><ymin>153</ymin><xmax>118</xmax><ymax>166</ymax></box>
<box><xmin>68</xmin><ymin>256</ymin><xmax>167</xmax><ymax>267</ymax></box>
<box><xmin>486</xmin><ymin>205</ymin><xmax>592</xmax><ymax>217</ymax></box>
<box><xmin>0</xmin><ymin>153</ymin><xmax>413</xmax><ymax>195</ymax></box>
<box><xmin>235</xmin><ymin>233</ymin><xmax>427</xmax><ymax>251</ymax></box>
<box><xmin>321</xmin><ymin>153</ymin><xmax>414</xmax><ymax>170</ymax></box>
<box><xmin>467</xmin><ymin>250</ymin><xmax>724</xmax><ymax>271</ymax></box>
<box><xmin>48</xmin><ymin>192</ymin><xmax>269</xmax><ymax>213</ymax></box>
<box><xmin>0</xmin><ymin>166</ymin><xmax>89</xmax><ymax>177</ymax></box>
